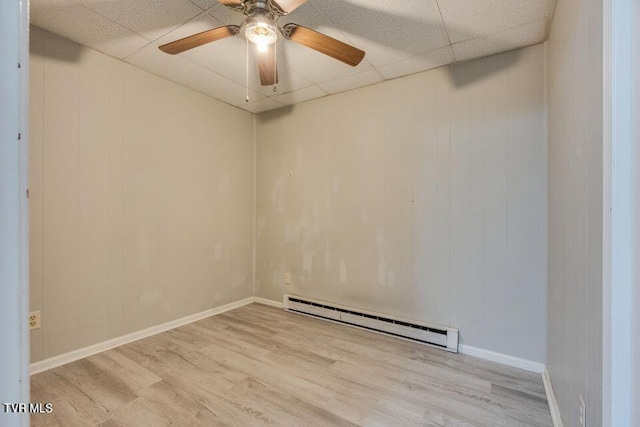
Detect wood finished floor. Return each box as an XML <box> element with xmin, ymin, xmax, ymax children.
<box><xmin>31</xmin><ymin>303</ymin><xmax>553</xmax><ymax>426</ymax></box>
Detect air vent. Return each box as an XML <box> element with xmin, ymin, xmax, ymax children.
<box><xmin>283</xmin><ymin>294</ymin><xmax>458</xmax><ymax>353</ymax></box>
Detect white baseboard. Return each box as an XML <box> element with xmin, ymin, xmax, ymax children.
<box><xmin>30</xmin><ymin>297</ymin><xmax>255</xmax><ymax>376</ymax></box>
<box><xmin>542</xmin><ymin>368</ymin><xmax>563</xmax><ymax>427</ymax></box>
<box><xmin>30</xmin><ymin>297</ymin><xmax>549</xmax><ymax>386</ymax></box>
<box><xmin>458</xmin><ymin>344</ymin><xmax>546</xmax><ymax>374</ymax></box>
<box><xmin>252</xmin><ymin>297</ymin><xmax>283</xmax><ymax>308</ymax></box>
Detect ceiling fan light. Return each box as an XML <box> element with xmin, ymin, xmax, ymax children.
<box><xmin>243</xmin><ymin>20</ymin><xmax>277</xmax><ymax>49</ymax></box>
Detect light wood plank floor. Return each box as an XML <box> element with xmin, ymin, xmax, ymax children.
<box><xmin>31</xmin><ymin>303</ymin><xmax>553</xmax><ymax>426</ymax></box>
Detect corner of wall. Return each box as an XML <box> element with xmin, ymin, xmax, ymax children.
<box><xmin>543</xmin><ymin>38</ymin><xmax>550</xmax><ymax>367</ymax></box>
<box><xmin>252</xmin><ymin>113</ymin><xmax>257</xmax><ymax>298</ymax></box>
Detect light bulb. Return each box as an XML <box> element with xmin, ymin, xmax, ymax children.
<box><xmin>243</xmin><ymin>19</ymin><xmax>277</xmax><ymax>51</ymax></box>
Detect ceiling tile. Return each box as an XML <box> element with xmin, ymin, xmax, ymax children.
<box><xmin>310</xmin><ymin>0</ymin><xmax>449</xmax><ymax>66</ymax></box>
<box><xmin>78</xmin><ymin>0</ymin><xmax>203</xmax><ymax>41</ymax></box>
<box><xmin>438</xmin><ymin>0</ymin><xmax>556</xmax><ymax>43</ymax></box>
<box><xmin>273</xmin><ymin>85</ymin><xmax>327</xmax><ymax>105</ymax></box>
<box><xmin>238</xmin><ymin>98</ymin><xmax>283</xmax><ymax>114</ymax></box>
<box><xmin>319</xmin><ymin>70</ymin><xmax>382</xmax><ymax>95</ymax></box>
<box><xmin>377</xmin><ymin>46</ymin><xmax>453</xmax><ymax>79</ymax></box>
<box><xmin>126</xmin><ymin>43</ymin><xmax>263</xmax><ymax>106</ymax></box>
<box><xmin>189</xmin><ymin>0</ymin><xmax>218</xmax><ymax>11</ymax></box>
<box><xmin>179</xmin><ymin>36</ymin><xmax>255</xmax><ymax>83</ymax></box>
<box><xmin>208</xmin><ymin>3</ymin><xmax>245</xmax><ymax>26</ymax></box>
<box><xmin>31</xmin><ymin>0</ymin><xmax>150</xmax><ymax>59</ymax></box>
<box><xmin>451</xmin><ymin>20</ymin><xmax>548</xmax><ymax>62</ymax></box>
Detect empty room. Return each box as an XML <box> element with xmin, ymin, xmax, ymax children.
<box><xmin>1</xmin><ymin>0</ymin><xmax>638</xmax><ymax>426</ymax></box>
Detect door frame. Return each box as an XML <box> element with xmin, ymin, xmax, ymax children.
<box><xmin>0</xmin><ymin>0</ymin><xmax>30</xmax><ymax>426</ymax></box>
<box><xmin>604</xmin><ymin>0</ymin><xmax>639</xmax><ymax>424</ymax></box>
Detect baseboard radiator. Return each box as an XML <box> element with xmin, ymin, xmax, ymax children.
<box><xmin>283</xmin><ymin>294</ymin><xmax>458</xmax><ymax>353</ymax></box>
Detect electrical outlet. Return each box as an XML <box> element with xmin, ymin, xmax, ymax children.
<box><xmin>284</xmin><ymin>272</ymin><xmax>291</xmax><ymax>285</ymax></box>
<box><xmin>29</xmin><ymin>311</ymin><xmax>41</xmax><ymax>330</ymax></box>
<box><xmin>579</xmin><ymin>394</ymin><xmax>586</xmax><ymax>427</ymax></box>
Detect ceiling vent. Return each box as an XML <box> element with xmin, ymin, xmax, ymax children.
<box><xmin>283</xmin><ymin>294</ymin><xmax>458</xmax><ymax>353</ymax></box>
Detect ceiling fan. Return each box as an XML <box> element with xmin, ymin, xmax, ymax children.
<box><xmin>158</xmin><ymin>0</ymin><xmax>365</xmax><ymax>87</ymax></box>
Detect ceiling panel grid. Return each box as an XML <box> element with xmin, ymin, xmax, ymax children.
<box><xmin>31</xmin><ymin>0</ymin><xmax>556</xmax><ymax>112</ymax></box>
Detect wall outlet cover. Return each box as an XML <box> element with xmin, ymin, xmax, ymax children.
<box><xmin>284</xmin><ymin>272</ymin><xmax>291</xmax><ymax>285</ymax></box>
<box><xmin>29</xmin><ymin>310</ymin><xmax>41</xmax><ymax>330</ymax></box>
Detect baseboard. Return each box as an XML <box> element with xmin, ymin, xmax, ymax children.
<box><xmin>458</xmin><ymin>344</ymin><xmax>546</xmax><ymax>373</ymax></box>
<box><xmin>252</xmin><ymin>297</ymin><xmax>283</xmax><ymax>308</ymax></box>
<box><xmin>30</xmin><ymin>296</ymin><xmax>547</xmax><ymax>381</ymax></box>
<box><xmin>542</xmin><ymin>368</ymin><xmax>563</xmax><ymax>427</ymax></box>
<box><xmin>30</xmin><ymin>297</ymin><xmax>255</xmax><ymax>376</ymax></box>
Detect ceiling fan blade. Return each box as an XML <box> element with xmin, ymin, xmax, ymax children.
<box><xmin>217</xmin><ymin>0</ymin><xmax>243</xmax><ymax>6</ymax></box>
<box><xmin>282</xmin><ymin>24</ymin><xmax>365</xmax><ymax>66</ymax></box>
<box><xmin>272</xmin><ymin>0</ymin><xmax>307</xmax><ymax>14</ymax></box>
<box><xmin>258</xmin><ymin>45</ymin><xmax>278</xmax><ymax>86</ymax></box>
<box><xmin>159</xmin><ymin>25</ymin><xmax>239</xmax><ymax>55</ymax></box>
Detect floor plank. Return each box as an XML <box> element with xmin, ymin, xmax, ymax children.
<box><xmin>31</xmin><ymin>303</ymin><xmax>553</xmax><ymax>426</ymax></box>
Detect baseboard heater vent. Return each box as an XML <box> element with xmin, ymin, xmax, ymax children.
<box><xmin>283</xmin><ymin>294</ymin><xmax>458</xmax><ymax>353</ymax></box>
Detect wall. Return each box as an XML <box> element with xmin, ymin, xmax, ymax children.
<box><xmin>29</xmin><ymin>28</ymin><xmax>255</xmax><ymax>363</ymax></box>
<box><xmin>256</xmin><ymin>45</ymin><xmax>547</xmax><ymax>363</ymax></box>
<box><xmin>546</xmin><ymin>0</ymin><xmax>604</xmax><ymax>424</ymax></box>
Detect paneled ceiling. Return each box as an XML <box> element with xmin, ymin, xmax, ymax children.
<box><xmin>31</xmin><ymin>0</ymin><xmax>556</xmax><ymax>113</ymax></box>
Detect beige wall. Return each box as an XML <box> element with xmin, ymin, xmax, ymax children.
<box><xmin>256</xmin><ymin>45</ymin><xmax>547</xmax><ymax>363</ymax></box>
<box><xmin>546</xmin><ymin>0</ymin><xmax>604</xmax><ymax>423</ymax></box>
<box><xmin>29</xmin><ymin>28</ymin><xmax>255</xmax><ymax>363</ymax></box>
